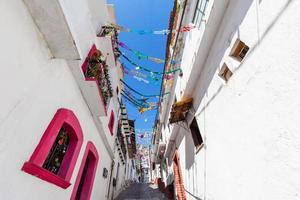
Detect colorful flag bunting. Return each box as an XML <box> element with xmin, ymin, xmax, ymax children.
<box><xmin>110</xmin><ymin>23</ymin><xmax>196</xmax><ymax>35</ymax></box>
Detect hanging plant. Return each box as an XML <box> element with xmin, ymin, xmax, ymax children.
<box><xmin>85</xmin><ymin>50</ymin><xmax>113</xmax><ymax>106</ymax></box>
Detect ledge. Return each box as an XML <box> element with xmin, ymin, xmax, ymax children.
<box><xmin>22</xmin><ymin>162</ymin><xmax>71</xmax><ymax>189</ymax></box>
<box><xmin>23</xmin><ymin>0</ymin><xmax>79</xmax><ymax>60</ymax></box>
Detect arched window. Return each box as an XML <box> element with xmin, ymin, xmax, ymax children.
<box><xmin>42</xmin><ymin>125</ymin><xmax>70</xmax><ymax>175</ymax></box>
<box><xmin>22</xmin><ymin>108</ymin><xmax>83</xmax><ymax>189</ymax></box>
<box><xmin>71</xmin><ymin>141</ymin><xmax>99</xmax><ymax>200</ymax></box>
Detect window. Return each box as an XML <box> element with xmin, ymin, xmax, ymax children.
<box><xmin>22</xmin><ymin>108</ymin><xmax>83</xmax><ymax>188</ymax></box>
<box><xmin>42</xmin><ymin>126</ymin><xmax>70</xmax><ymax>174</ymax></box>
<box><xmin>71</xmin><ymin>142</ymin><xmax>99</xmax><ymax>200</ymax></box>
<box><xmin>189</xmin><ymin>117</ymin><xmax>203</xmax><ymax>152</ymax></box>
<box><xmin>108</xmin><ymin>110</ymin><xmax>115</xmax><ymax>135</ymax></box>
<box><xmin>230</xmin><ymin>39</ymin><xmax>250</xmax><ymax>61</ymax></box>
<box><xmin>193</xmin><ymin>0</ymin><xmax>209</xmax><ymax>28</ymax></box>
<box><xmin>218</xmin><ymin>63</ymin><xmax>233</xmax><ymax>82</ymax></box>
<box><xmin>81</xmin><ymin>44</ymin><xmax>113</xmax><ymax>111</ymax></box>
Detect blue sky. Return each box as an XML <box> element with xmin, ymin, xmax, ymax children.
<box><xmin>107</xmin><ymin>0</ymin><xmax>173</xmax><ymax>146</ymax></box>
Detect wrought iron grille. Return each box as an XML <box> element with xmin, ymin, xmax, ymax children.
<box><xmin>42</xmin><ymin>127</ymin><xmax>70</xmax><ymax>175</ymax></box>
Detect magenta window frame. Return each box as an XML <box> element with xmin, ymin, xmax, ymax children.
<box><xmin>22</xmin><ymin>108</ymin><xmax>83</xmax><ymax>189</ymax></box>
<box><xmin>81</xmin><ymin>44</ymin><xmax>108</xmax><ymax>115</ymax></box>
<box><xmin>108</xmin><ymin>110</ymin><xmax>115</xmax><ymax>135</ymax></box>
<box><xmin>71</xmin><ymin>141</ymin><xmax>99</xmax><ymax>200</ymax></box>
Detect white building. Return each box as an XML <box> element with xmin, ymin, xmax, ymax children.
<box><xmin>152</xmin><ymin>0</ymin><xmax>300</xmax><ymax>199</ymax></box>
<box><xmin>0</xmin><ymin>0</ymin><xmax>136</xmax><ymax>199</ymax></box>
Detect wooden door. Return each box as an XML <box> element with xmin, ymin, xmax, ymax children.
<box><xmin>173</xmin><ymin>152</ymin><xmax>186</xmax><ymax>200</ymax></box>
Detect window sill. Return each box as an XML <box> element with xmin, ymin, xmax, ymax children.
<box><xmin>22</xmin><ymin>162</ymin><xmax>71</xmax><ymax>189</ymax></box>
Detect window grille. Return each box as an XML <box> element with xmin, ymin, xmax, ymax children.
<box><xmin>22</xmin><ymin>108</ymin><xmax>83</xmax><ymax>189</ymax></box>
<box><xmin>42</xmin><ymin>126</ymin><xmax>70</xmax><ymax>174</ymax></box>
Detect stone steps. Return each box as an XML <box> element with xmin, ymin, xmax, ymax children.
<box><xmin>115</xmin><ymin>183</ymin><xmax>168</xmax><ymax>200</ymax></box>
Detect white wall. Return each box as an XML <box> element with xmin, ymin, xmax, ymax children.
<box><xmin>175</xmin><ymin>0</ymin><xmax>300</xmax><ymax>199</ymax></box>
<box><xmin>0</xmin><ymin>0</ymin><xmax>115</xmax><ymax>199</ymax></box>
<box><xmin>60</xmin><ymin>0</ymin><xmax>109</xmax><ymax>59</ymax></box>
<box><xmin>61</xmin><ymin>0</ymin><xmax>120</xmax><ymax>160</ymax></box>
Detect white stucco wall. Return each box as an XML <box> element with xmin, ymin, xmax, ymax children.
<box><xmin>0</xmin><ymin>0</ymin><xmax>116</xmax><ymax>199</ymax></box>
<box><xmin>174</xmin><ymin>0</ymin><xmax>300</xmax><ymax>200</ymax></box>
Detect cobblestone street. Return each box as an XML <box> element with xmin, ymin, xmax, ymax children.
<box><xmin>115</xmin><ymin>183</ymin><xmax>168</xmax><ymax>200</ymax></box>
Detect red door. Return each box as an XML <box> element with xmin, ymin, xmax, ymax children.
<box><xmin>173</xmin><ymin>152</ymin><xmax>186</xmax><ymax>200</ymax></box>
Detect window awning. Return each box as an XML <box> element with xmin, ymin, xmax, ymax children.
<box><xmin>169</xmin><ymin>98</ymin><xmax>193</xmax><ymax>124</ymax></box>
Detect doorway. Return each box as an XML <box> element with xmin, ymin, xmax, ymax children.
<box><xmin>173</xmin><ymin>151</ymin><xmax>186</xmax><ymax>200</ymax></box>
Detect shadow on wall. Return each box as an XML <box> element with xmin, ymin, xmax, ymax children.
<box><xmin>195</xmin><ymin>0</ymin><xmax>294</xmax><ymax>116</ymax></box>
<box><xmin>185</xmin><ymin>128</ymin><xmax>195</xmax><ymax>170</ymax></box>
<box><xmin>185</xmin><ymin>188</ymin><xmax>203</xmax><ymax>200</ymax></box>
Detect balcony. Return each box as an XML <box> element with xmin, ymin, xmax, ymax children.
<box><xmin>117</xmin><ymin>126</ymin><xmax>127</xmax><ymax>165</ymax></box>
<box><xmin>82</xmin><ymin>45</ymin><xmax>113</xmax><ymax>109</ymax></box>
<box><xmin>169</xmin><ymin>98</ymin><xmax>193</xmax><ymax>124</ymax></box>
<box><xmin>97</xmin><ymin>25</ymin><xmax>121</xmax><ymax>65</ymax></box>
<box><xmin>127</xmin><ymin>120</ymin><xmax>137</xmax><ymax>159</ymax></box>
<box><xmin>23</xmin><ymin>0</ymin><xmax>79</xmax><ymax>60</ymax></box>
<box><xmin>69</xmin><ymin>44</ymin><xmax>113</xmax><ymax>117</ymax></box>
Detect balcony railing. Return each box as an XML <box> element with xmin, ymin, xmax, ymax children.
<box><xmin>117</xmin><ymin>125</ymin><xmax>127</xmax><ymax>161</ymax></box>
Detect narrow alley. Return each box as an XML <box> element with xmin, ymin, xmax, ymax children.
<box><xmin>1</xmin><ymin>0</ymin><xmax>300</xmax><ymax>199</ymax></box>
<box><xmin>115</xmin><ymin>183</ymin><xmax>168</xmax><ymax>200</ymax></box>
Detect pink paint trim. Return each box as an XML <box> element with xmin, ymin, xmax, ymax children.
<box><xmin>81</xmin><ymin>44</ymin><xmax>108</xmax><ymax>115</ymax></box>
<box><xmin>108</xmin><ymin>110</ymin><xmax>115</xmax><ymax>135</ymax></box>
<box><xmin>22</xmin><ymin>162</ymin><xmax>71</xmax><ymax>188</ymax></box>
<box><xmin>71</xmin><ymin>141</ymin><xmax>99</xmax><ymax>200</ymax></box>
<box><xmin>81</xmin><ymin>44</ymin><xmax>97</xmax><ymax>74</ymax></box>
<box><xmin>22</xmin><ymin>108</ymin><xmax>83</xmax><ymax>189</ymax></box>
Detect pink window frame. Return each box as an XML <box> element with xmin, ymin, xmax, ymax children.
<box><xmin>81</xmin><ymin>44</ymin><xmax>107</xmax><ymax>115</ymax></box>
<box><xmin>21</xmin><ymin>108</ymin><xmax>83</xmax><ymax>189</ymax></box>
<box><xmin>108</xmin><ymin>110</ymin><xmax>115</xmax><ymax>135</ymax></box>
<box><xmin>71</xmin><ymin>141</ymin><xmax>99</xmax><ymax>200</ymax></box>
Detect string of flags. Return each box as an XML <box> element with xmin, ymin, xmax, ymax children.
<box><xmin>123</xmin><ymin>63</ymin><xmax>176</xmax><ymax>83</ymax></box>
<box><xmin>112</xmin><ymin>21</ymin><xmax>189</xmax><ymax>114</ymax></box>
<box><xmin>121</xmin><ymin>85</ymin><xmax>158</xmax><ymax>112</ymax></box>
<box><xmin>120</xmin><ymin>79</ymin><xmax>169</xmax><ymax>98</ymax></box>
<box><xmin>121</xmin><ymin>53</ymin><xmax>182</xmax><ymax>75</ymax></box>
<box><xmin>137</xmin><ymin>132</ymin><xmax>151</xmax><ymax>139</ymax></box>
<box><xmin>121</xmin><ymin>90</ymin><xmax>149</xmax><ymax>108</ymax></box>
<box><xmin>110</xmin><ymin>23</ymin><xmax>196</xmax><ymax>35</ymax></box>
<box><xmin>117</xmin><ymin>41</ymin><xmax>179</xmax><ymax>64</ymax></box>
<box><xmin>120</xmin><ymin>79</ymin><xmax>173</xmax><ymax>114</ymax></box>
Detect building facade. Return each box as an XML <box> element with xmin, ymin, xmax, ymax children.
<box><xmin>152</xmin><ymin>0</ymin><xmax>300</xmax><ymax>199</ymax></box>
<box><xmin>0</xmin><ymin>0</ymin><xmax>136</xmax><ymax>199</ymax></box>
